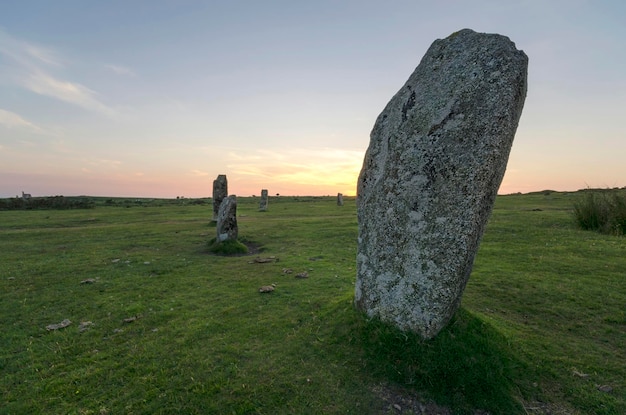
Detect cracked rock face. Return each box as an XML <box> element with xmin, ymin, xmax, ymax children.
<box><xmin>216</xmin><ymin>195</ymin><xmax>238</xmax><ymax>242</ymax></box>
<box><xmin>355</xmin><ymin>29</ymin><xmax>528</xmax><ymax>339</ymax></box>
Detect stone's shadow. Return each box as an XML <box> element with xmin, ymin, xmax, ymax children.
<box><xmin>357</xmin><ymin>307</ymin><xmax>526</xmax><ymax>414</ymax></box>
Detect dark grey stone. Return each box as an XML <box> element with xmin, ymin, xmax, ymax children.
<box><xmin>259</xmin><ymin>189</ymin><xmax>269</xmax><ymax>211</ymax></box>
<box><xmin>212</xmin><ymin>174</ymin><xmax>227</xmax><ymax>221</ymax></box>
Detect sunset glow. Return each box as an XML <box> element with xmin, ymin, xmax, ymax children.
<box><xmin>1</xmin><ymin>2</ymin><xmax>625</xmax><ymax>198</ymax></box>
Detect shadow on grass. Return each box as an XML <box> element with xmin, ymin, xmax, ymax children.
<box><xmin>357</xmin><ymin>308</ymin><xmax>527</xmax><ymax>414</ymax></box>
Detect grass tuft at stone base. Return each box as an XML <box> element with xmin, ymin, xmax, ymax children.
<box><xmin>208</xmin><ymin>238</ymin><xmax>248</xmax><ymax>255</ymax></box>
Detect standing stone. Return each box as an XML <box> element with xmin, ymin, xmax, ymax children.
<box><xmin>337</xmin><ymin>193</ymin><xmax>344</xmax><ymax>206</ymax></box>
<box><xmin>355</xmin><ymin>29</ymin><xmax>528</xmax><ymax>339</ymax></box>
<box><xmin>216</xmin><ymin>195</ymin><xmax>238</xmax><ymax>242</ymax></box>
<box><xmin>212</xmin><ymin>174</ymin><xmax>227</xmax><ymax>221</ymax></box>
<box><xmin>259</xmin><ymin>189</ymin><xmax>269</xmax><ymax>211</ymax></box>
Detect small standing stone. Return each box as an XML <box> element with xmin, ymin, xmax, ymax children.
<box><xmin>337</xmin><ymin>193</ymin><xmax>344</xmax><ymax>206</ymax></box>
<box><xmin>355</xmin><ymin>29</ymin><xmax>528</xmax><ymax>339</ymax></box>
<box><xmin>212</xmin><ymin>174</ymin><xmax>228</xmax><ymax>221</ymax></box>
<box><xmin>216</xmin><ymin>195</ymin><xmax>238</xmax><ymax>242</ymax></box>
<box><xmin>259</xmin><ymin>189</ymin><xmax>269</xmax><ymax>211</ymax></box>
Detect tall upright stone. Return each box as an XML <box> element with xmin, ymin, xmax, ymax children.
<box><xmin>259</xmin><ymin>189</ymin><xmax>269</xmax><ymax>211</ymax></box>
<box><xmin>337</xmin><ymin>193</ymin><xmax>344</xmax><ymax>206</ymax></box>
<box><xmin>355</xmin><ymin>29</ymin><xmax>528</xmax><ymax>339</ymax></box>
<box><xmin>212</xmin><ymin>174</ymin><xmax>227</xmax><ymax>221</ymax></box>
<box><xmin>216</xmin><ymin>195</ymin><xmax>238</xmax><ymax>242</ymax></box>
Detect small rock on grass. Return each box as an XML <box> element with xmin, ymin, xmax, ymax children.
<box><xmin>123</xmin><ymin>315</ymin><xmax>141</xmax><ymax>323</ymax></box>
<box><xmin>80</xmin><ymin>278</ymin><xmax>96</xmax><ymax>284</ymax></box>
<box><xmin>597</xmin><ymin>385</ymin><xmax>613</xmax><ymax>393</ymax></box>
<box><xmin>249</xmin><ymin>256</ymin><xmax>279</xmax><ymax>264</ymax></box>
<box><xmin>78</xmin><ymin>321</ymin><xmax>94</xmax><ymax>332</ymax></box>
<box><xmin>46</xmin><ymin>319</ymin><xmax>71</xmax><ymax>331</ymax></box>
<box><xmin>295</xmin><ymin>271</ymin><xmax>309</xmax><ymax>279</ymax></box>
<box><xmin>259</xmin><ymin>284</ymin><xmax>276</xmax><ymax>293</ymax></box>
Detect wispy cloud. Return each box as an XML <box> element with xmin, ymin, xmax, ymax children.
<box><xmin>0</xmin><ymin>108</ymin><xmax>46</xmax><ymax>134</ymax></box>
<box><xmin>0</xmin><ymin>29</ymin><xmax>115</xmax><ymax>116</ymax></box>
<box><xmin>106</xmin><ymin>64</ymin><xmax>136</xmax><ymax>77</ymax></box>
<box><xmin>191</xmin><ymin>169</ymin><xmax>210</xmax><ymax>176</ymax></box>
<box><xmin>22</xmin><ymin>71</ymin><xmax>114</xmax><ymax>116</ymax></box>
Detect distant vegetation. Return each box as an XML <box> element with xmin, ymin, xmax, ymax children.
<box><xmin>0</xmin><ymin>196</ymin><xmax>209</xmax><ymax>210</ymax></box>
<box><xmin>0</xmin><ymin>195</ymin><xmax>95</xmax><ymax>210</ymax></box>
<box><xmin>573</xmin><ymin>188</ymin><xmax>626</xmax><ymax>235</ymax></box>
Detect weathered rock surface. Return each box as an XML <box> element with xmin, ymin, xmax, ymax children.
<box><xmin>355</xmin><ymin>29</ymin><xmax>528</xmax><ymax>339</ymax></box>
<box><xmin>212</xmin><ymin>174</ymin><xmax>228</xmax><ymax>221</ymax></box>
<box><xmin>216</xmin><ymin>195</ymin><xmax>238</xmax><ymax>242</ymax></box>
<box><xmin>259</xmin><ymin>189</ymin><xmax>269</xmax><ymax>211</ymax></box>
<box><xmin>337</xmin><ymin>193</ymin><xmax>344</xmax><ymax>206</ymax></box>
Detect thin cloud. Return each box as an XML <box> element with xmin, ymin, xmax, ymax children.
<box><xmin>0</xmin><ymin>108</ymin><xmax>45</xmax><ymax>134</ymax></box>
<box><xmin>23</xmin><ymin>71</ymin><xmax>114</xmax><ymax>116</ymax></box>
<box><xmin>191</xmin><ymin>169</ymin><xmax>210</xmax><ymax>176</ymax></box>
<box><xmin>0</xmin><ymin>29</ymin><xmax>115</xmax><ymax>116</ymax></box>
<box><xmin>106</xmin><ymin>64</ymin><xmax>136</xmax><ymax>77</ymax></box>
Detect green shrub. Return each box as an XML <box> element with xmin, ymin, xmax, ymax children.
<box><xmin>573</xmin><ymin>190</ymin><xmax>626</xmax><ymax>235</ymax></box>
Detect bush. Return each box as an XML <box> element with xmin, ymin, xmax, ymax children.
<box><xmin>573</xmin><ymin>190</ymin><xmax>626</xmax><ymax>235</ymax></box>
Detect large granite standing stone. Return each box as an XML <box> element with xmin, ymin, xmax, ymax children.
<box><xmin>259</xmin><ymin>189</ymin><xmax>269</xmax><ymax>211</ymax></box>
<box><xmin>337</xmin><ymin>193</ymin><xmax>344</xmax><ymax>206</ymax></box>
<box><xmin>355</xmin><ymin>29</ymin><xmax>528</xmax><ymax>339</ymax></box>
<box><xmin>212</xmin><ymin>174</ymin><xmax>228</xmax><ymax>221</ymax></box>
<box><xmin>216</xmin><ymin>195</ymin><xmax>238</xmax><ymax>242</ymax></box>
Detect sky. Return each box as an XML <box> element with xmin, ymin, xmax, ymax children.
<box><xmin>1</xmin><ymin>1</ymin><xmax>625</xmax><ymax>198</ymax></box>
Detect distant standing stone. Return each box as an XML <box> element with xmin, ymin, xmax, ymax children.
<box><xmin>259</xmin><ymin>189</ymin><xmax>269</xmax><ymax>211</ymax></box>
<box><xmin>355</xmin><ymin>29</ymin><xmax>528</xmax><ymax>339</ymax></box>
<box><xmin>212</xmin><ymin>174</ymin><xmax>228</xmax><ymax>221</ymax></box>
<box><xmin>337</xmin><ymin>193</ymin><xmax>344</xmax><ymax>206</ymax></box>
<box><xmin>216</xmin><ymin>195</ymin><xmax>238</xmax><ymax>242</ymax></box>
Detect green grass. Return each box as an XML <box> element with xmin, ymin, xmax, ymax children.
<box><xmin>208</xmin><ymin>238</ymin><xmax>249</xmax><ymax>255</ymax></box>
<box><xmin>0</xmin><ymin>194</ymin><xmax>624</xmax><ymax>414</ymax></box>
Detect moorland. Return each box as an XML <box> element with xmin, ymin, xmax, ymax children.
<box><xmin>1</xmin><ymin>191</ymin><xmax>624</xmax><ymax>414</ymax></box>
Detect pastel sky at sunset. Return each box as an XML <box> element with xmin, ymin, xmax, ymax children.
<box><xmin>1</xmin><ymin>1</ymin><xmax>625</xmax><ymax>198</ymax></box>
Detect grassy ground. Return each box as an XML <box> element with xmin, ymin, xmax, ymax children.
<box><xmin>0</xmin><ymin>193</ymin><xmax>624</xmax><ymax>414</ymax></box>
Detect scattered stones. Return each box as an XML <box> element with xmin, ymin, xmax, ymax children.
<box><xmin>80</xmin><ymin>278</ymin><xmax>96</xmax><ymax>284</ymax></box>
<box><xmin>111</xmin><ymin>258</ymin><xmax>120</xmax><ymax>263</ymax></box>
<box><xmin>249</xmin><ymin>256</ymin><xmax>279</xmax><ymax>264</ymax></box>
<box><xmin>123</xmin><ymin>315</ymin><xmax>141</xmax><ymax>323</ymax></box>
<box><xmin>212</xmin><ymin>174</ymin><xmax>228</xmax><ymax>221</ymax></box>
<box><xmin>597</xmin><ymin>385</ymin><xmax>613</xmax><ymax>393</ymax></box>
<box><xmin>78</xmin><ymin>321</ymin><xmax>94</xmax><ymax>332</ymax></box>
<box><xmin>295</xmin><ymin>271</ymin><xmax>309</xmax><ymax>279</ymax></box>
<box><xmin>282</xmin><ymin>268</ymin><xmax>293</xmax><ymax>274</ymax></box>
<box><xmin>46</xmin><ymin>319</ymin><xmax>72</xmax><ymax>331</ymax></box>
<box><xmin>572</xmin><ymin>369</ymin><xmax>590</xmax><ymax>378</ymax></box>
<box><xmin>259</xmin><ymin>189</ymin><xmax>269</xmax><ymax>211</ymax></box>
<box><xmin>259</xmin><ymin>284</ymin><xmax>276</xmax><ymax>293</ymax></box>
<box><xmin>216</xmin><ymin>195</ymin><xmax>238</xmax><ymax>242</ymax></box>
<box><xmin>7</xmin><ymin>277</ymin><xmax>15</xmax><ymax>280</ymax></box>
<box><xmin>355</xmin><ymin>28</ymin><xmax>528</xmax><ymax>339</ymax></box>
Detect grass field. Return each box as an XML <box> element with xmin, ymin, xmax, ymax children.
<box><xmin>1</xmin><ymin>192</ymin><xmax>624</xmax><ymax>414</ymax></box>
